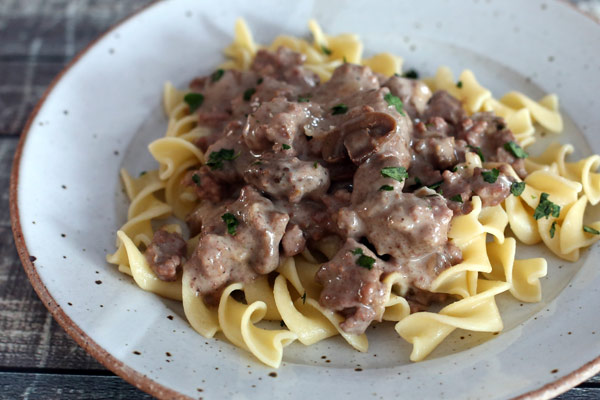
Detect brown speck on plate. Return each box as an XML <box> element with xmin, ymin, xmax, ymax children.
<box><xmin>133</xmin><ymin>351</ymin><xmax>141</xmax><ymax>355</ymax></box>
<box><xmin>551</xmin><ymin>369</ymin><xmax>559</xmax><ymax>374</ymax></box>
<box><xmin>95</xmin><ymin>280</ymin><xmax>102</xmax><ymax>285</ymax></box>
<box><xmin>29</xmin><ymin>256</ymin><xmax>37</xmax><ymax>262</ymax></box>
<box><xmin>61</xmin><ymin>184</ymin><xmax>67</xmax><ymax>189</ymax></box>
<box><xmin>113</xmin><ymin>150</ymin><xmax>119</xmax><ymax>155</ymax></box>
<box><xmin>167</xmin><ymin>315</ymin><xmax>174</xmax><ymax>320</ymax></box>
<box><xmin>355</xmin><ymin>368</ymin><xmax>363</xmax><ymax>372</ymax></box>
<box><xmin>166</xmin><ymin>352</ymin><xmax>172</xmax><ymax>357</ymax></box>
<box><xmin>67</xmin><ymin>302</ymin><xmax>73</xmax><ymax>306</ymax></box>
<box><xmin>197</xmin><ymin>388</ymin><xmax>203</xmax><ymax>392</ymax></box>
<box><xmin>61</xmin><ymin>233</ymin><xmax>66</xmax><ymax>237</ymax></box>
<box><xmin>268</xmin><ymin>372</ymin><xmax>277</xmax><ymax>378</ymax></box>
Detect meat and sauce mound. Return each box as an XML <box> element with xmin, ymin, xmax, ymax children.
<box><xmin>145</xmin><ymin>47</ymin><xmax>526</xmax><ymax>334</ymax></box>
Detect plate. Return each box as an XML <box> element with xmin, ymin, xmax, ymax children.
<box><xmin>10</xmin><ymin>0</ymin><xmax>600</xmax><ymax>398</ymax></box>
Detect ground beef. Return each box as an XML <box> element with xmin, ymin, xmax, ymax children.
<box><xmin>144</xmin><ymin>230</ymin><xmax>187</xmax><ymax>282</ymax></box>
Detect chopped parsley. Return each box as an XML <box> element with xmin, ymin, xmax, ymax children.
<box><xmin>282</xmin><ymin>144</ymin><xmax>291</xmax><ymax>150</ymax></box>
<box><xmin>482</xmin><ymin>168</ymin><xmax>500</xmax><ymax>183</ymax></box>
<box><xmin>583</xmin><ymin>225</ymin><xmax>600</xmax><ymax>235</ymax></box>
<box><xmin>450</xmin><ymin>194</ymin><xmax>463</xmax><ymax>203</ymax></box>
<box><xmin>321</xmin><ymin>45</ymin><xmax>332</xmax><ymax>55</ymax></box>
<box><xmin>331</xmin><ymin>104</ymin><xmax>348</xmax><ymax>115</ymax></box>
<box><xmin>184</xmin><ymin>93</ymin><xmax>204</xmax><ymax>112</ymax></box>
<box><xmin>313</xmin><ymin>161</ymin><xmax>319</xmax><ymax>169</ymax></box>
<box><xmin>467</xmin><ymin>144</ymin><xmax>485</xmax><ymax>162</ymax></box>
<box><xmin>350</xmin><ymin>248</ymin><xmax>376</xmax><ymax>270</ymax></box>
<box><xmin>211</xmin><ymin>69</ymin><xmax>224</xmax><ymax>82</ymax></box>
<box><xmin>191</xmin><ymin>173</ymin><xmax>200</xmax><ymax>186</ymax></box>
<box><xmin>456</xmin><ymin>81</ymin><xmax>463</xmax><ymax>88</ymax></box>
<box><xmin>510</xmin><ymin>181</ymin><xmax>526</xmax><ymax>197</ymax></box>
<box><xmin>402</xmin><ymin>69</ymin><xmax>419</xmax><ymax>79</ymax></box>
<box><xmin>297</xmin><ymin>96</ymin><xmax>311</xmax><ymax>103</ymax></box>
<box><xmin>206</xmin><ymin>148</ymin><xmax>239</xmax><ymax>170</ymax></box>
<box><xmin>221</xmin><ymin>213</ymin><xmax>238</xmax><ymax>235</ymax></box>
<box><xmin>549</xmin><ymin>221</ymin><xmax>557</xmax><ymax>238</ymax></box>
<box><xmin>301</xmin><ymin>292</ymin><xmax>307</xmax><ymax>304</ymax></box>
<box><xmin>533</xmin><ymin>192</ymin><xmax>561</xmax><ymax>220</ymax></box>
<box><xmin>243</xmin><ymin>88</ymin><xmax>256</xmax><ymax>101</ymax></box>
<box><xmin>380</xmin><ymin>166</ymin><xmax>408</xmax><ymax>183</ymax></box>
<box><xmin>497</xmin><ymin>122</ymin><xmax>506</xmax><ymax>130</ymax></box>
<box><xmin>139</xmin><ymin>171</ymin><xmax>147</xmax><ymax>177</ymax></box>
<box><xmin>257</xmin><ymin>77</ymin><xmax>263</xmax><ymax>84</ymax></box>
<box><xmin>343</xmin><ymin>56</ymin><xmax>348</xmax><ymax>63</ymax></box>
<box><xmin>383</xmin><ymin>93</ymin><xmax>406</xmax><ymax>116</ymax></box>
<box><xmin>428</xmin><ymin>180</ymin><xmax>443</xmax><ymax>190</ymax></box>
<box><xmin>379</xmin><ymin>185</ymin><xmax>394</xmax><ymax>191</ymax></box>
<box><xmin>504</xmin><ymin>141</ymin><xmax>529</xmax><ymax>159</ymax></box>
<box><xmin>414</xmin><ymin>177</ymin><xmax>423</xmax><ymax>187</ymax></box>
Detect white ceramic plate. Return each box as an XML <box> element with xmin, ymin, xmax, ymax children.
<box><xmin>11</xmin><ymin>0</ymin><xmax>600</xmax><ymax>398</ymax></box>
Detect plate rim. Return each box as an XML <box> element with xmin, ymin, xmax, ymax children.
<box><xmin>7</xmin><ymin>0</ymin><xmax>600</xmax><ymax>399</ymax></box>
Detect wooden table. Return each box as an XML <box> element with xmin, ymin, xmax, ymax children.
<box><xmin>1</xmin><ymin>1</ymin><xmax>599</xmax><ymax>398</ymax></box>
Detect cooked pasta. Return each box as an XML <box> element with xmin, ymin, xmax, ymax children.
<box><xmin>107</xmin><ymin>19</ymin><xmax>600</xmax><ymax>368</ymax></box>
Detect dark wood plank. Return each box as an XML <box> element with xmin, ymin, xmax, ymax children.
<box><xmin>0</xmin><ymin>0</ymin><xmax>153</xmax><ymax>135</ymax></box>
<box><xmin>0</xmin><ymin>372</ymin><xmax>155</xmax><ymax>400</ymax></box>
<box><xmin>556</xmin><ymin>387</ymin><xmax>600</xmax><ymax>399</ymax></box>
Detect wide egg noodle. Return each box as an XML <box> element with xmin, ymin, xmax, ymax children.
<box><xmin>485</xmin><ymin>238</ymin><xmax>547</xmax><ymax>303</ymax></box>
<box><xmin>148</xmin><ymin>137</ymin><xmax>205</xmax><ymax>180</ymax></box>
<box><xmin>560</xmin><ymin>195</ymin><xmax>600</xmax><ymax>254</ymax></box>
<box><xmin>395</xmin><ymin>280</ymin><xmax>510</xmax><ymax>362</ymax></box>
<box><xmin>217</xmin><ymin>283</ymin><xmax>297</xmax><ymax>368</ymax></box>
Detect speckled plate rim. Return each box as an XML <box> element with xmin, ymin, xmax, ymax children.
<box><xmin>8</xmin><ymin>1</ymin><xmax>600</xmax><ymax>399</ymax></box>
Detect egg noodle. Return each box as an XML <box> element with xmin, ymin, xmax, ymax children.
<box><xmin>107</xmin><ymin>19</ymin><xmax>600</xmax><ymax>368</ymax></box>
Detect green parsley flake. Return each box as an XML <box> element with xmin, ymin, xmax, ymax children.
<box><xmin>301</xmin><ymin>292</ymin><xmax>307</xmax><ymax>304</ymax></box>
<box><xmin>351</xmin><ymin>248</ymin><xmax>363</xmax><ymax>255</ymax></box>
<box><xmin>343</xmin><ymin>56</ymin><xmax>348</xmax><ymax>63</ymax></box>
<box><xmin>331</xmin><ymin>104</ymin><xmax>348</xmax><ymax>115</ymax></box>
<box><xmin>321</xmin><ymin>45</ymin><xmax>332</xmax><ymax>55</ymax></box>
<box><xmin>380</xmin><ymin>166</ymin><xmax>408</xmax><ymax>183</ymax></box>
<box><xmin>383</xmin><ymin>93</ymin><xmax>406</xmax><ymax>116</ymax></box>
<box><xmin>139</xmin><ymin>171</ymin><xmax>147</xmax><ymax>177</ymax></box>
<box><xmin>428</xmin><ymin>180</ymin><xmax>443</xmax><ymax>190</ymax></box>
<box><xmin>297</xmin><ymin>96</ymin><xmax>310</xmax><ymax>103</ymax></box>
<box><xmin>450</xmin><ymin>194</ymin><xmax>463</xmax><ymax>203</ymax></box>
<box><xmin>379</xmin><ymin>185</ymin><xmax>394</xmax><ymax>191</ymax></box>
<box><xmin>211</xmin><ymin>69</ymin><xmax>224</xmax><ymax>82</ymax></box>
<box><xmin>191</xmin><ymin>173</ymin><xmax>200</xmax><ymax>186</ymax></box>
<box><xmin>467</xmin><ymin>144</ymin><xmax>485</xmax><ymax>162</ymax></box>
<box><xmin>549</xmin><ymin>221</ymin><xmax>557</xmax><ymax>238</ymax></box>
<box><xmin>533</xmin><ymin>192</ymin><xmax>561</xmax><ymax>220</ymax></box>
<box><xmin>313</xmin><ymin>162</ymin><xmax>319</xmax><ymax>169</ymax></box>
<box><xmin>583</xmin><ymin>225</ymin><xmax>600</xmax><ymax>235</ymax></box>
<box><xmin>257</xmin><ymin>77</ymin><xmax>263</xmax><ymax>84</ymax></box>
<box><xmin>456</xmin><ymin>81</ymin><xmax>463</xmax><ymax>88</ymax></box>
<box><xmin>510</xmin><ymin>181</ymin><xmax>526</xmax><ymax>197</ymax></box>
<box><xmin>357</xmin><ymin>255</ymin><xmax>375</xmax><ymax>270</ymax></box>
<box><xmin>282</xmin><ymin>144</ymin><xmax>291</xmax><ymax>150</ymax></box>
<box><xmin>504</xmin><ymin>141</ymin><xmax>529</xmax><ymax>159</ymax></box>
<box><xmin>243</xmin><ymin>88</ymin><xmax>256</xmax><ymax>101</ymax></box>
<box><xmin>184</xmin><ymin>93</ymin><xmax>204</xmax><ymax>112</ymax></box>
<box><xmin>414</xmin><ymin>177</ymin><xmax>423</xmax><ymax>187</ymax></box>
<box><xmin>482</xmin><ymin>168</ymin><xmax>500</xmax><ymax>183</ymax></box>
<box><xmin>221</xmin><ymin>213</ymin><xmax>238</xmax><ymax>236</ymax></box>
<box><xmin>402</xmin><ymin>69</ymin><xmax>419</xmax><ymax>79</ymax></box>
<box><xmin>206</xmin><ymin>148</ymin><xmax>239</xmax><ymax>170</ymax></box>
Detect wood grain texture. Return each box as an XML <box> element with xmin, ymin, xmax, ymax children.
<box><xmin>0</xmin><ymin>372</ymin><xmax>154</xmax><ymax>400</ymax></box>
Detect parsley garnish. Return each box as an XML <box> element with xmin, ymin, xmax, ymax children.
<box><xmin>321</xmin><ymin>45</ymin><xmax>332</xmax><ymax>55</ymax></box>
<box><xmin>351</xmin><ymin>248</ymin><xmax>375</xmax><ymax>270</ymax></box>
<box><xmin>184</xmin><ymin>93</ymin><xmax>204</xmax><ymax>112</ymax></box>
<box><xmin>280</xmin><ymin>320</ymin><xmax>286</xmax><ymax>327</ymax></box>
<box><xmin>139</xmin><ymin>171</ymin><xmax>147</xmax><ymax>177</ymax></box>
<box><xmin>243</xmin><ymin>88</ymin><xmax>256</xmax><ymax>101</ymax></box>
<box><xmin>257</xmin><ymin>77</ymin><xmax>263</xmax><ymax>85</ymax></box>
<box><xmin>482</xmin><ymin>168</ymin><xmax>499</xmax><ymax>183</ymax></box>
<box><xmin>301</xmin><ymin>292</ymin><xmax>307</xmax><ymax>304</ymax></box>
<box><xmin>402</xmin><ymin>69</ymin><xmax>419</xmax><ymax>79</ymax></box>
<box><xmin>467</xmin><ymin>144</ymin><xmax>485</xmax><ymax>162</ymax></box>
<box><xmin>313</xmin><ymin>162</ymin><xmax>318</xmax><ymax>169</ymax></box>
<box><xmin>549</xmin><ymin>221</ymin><xmax>557</xmax><ymax>238</ymax></box>
<box><xmin>428</xmin><ymin>180</ymin><xmax>443</xmax><ymax>190</ymax></box>
<box><xmin>379</xmin><ymin>185</ymin><xmax>394</xmax><ymax>191</ymax></box>
<box><xmin>456</xmin><ymin>81</ymin><xmax>463</xmax><ymax>88</ymax></box>
<box><xmin>504</xmin><ymin>141</ymin><xmax>529</xmax><ymax>159</ymax></box>
<box><xmin>497</xmin><ymin>122</ymin><xmax>506</xmax><ymax>130</ymax></box>
<box><xmin>221</xmin><ymin>213</ymin><xmax>238</xmax><ymax>235</ymax></box>
<box><xmin>450</xmin><ymin>194</ymin><xmax>463</xmax><ymax>203</ymax></box>
<box><xmin>583</xmin><ymin>225</ymin><xmax>600</xmax><ymax>235</ymax></box>
<box><xmin>343</xmin><ymin>56</ymin><xmax>348</xmax><ymax>63</ymax></box>
<box><xmin>331</xmin><ymin>104</ymin><xmax>348</xmax><ymax>115</ymax></box>
<box><xmin>297</xmin><ymin>96</ymin><xmax>310</xmax><ymax>103</ymax></box>
<box><xmin>414</xmin><ymin>177</ymin><xmax>423</xmax><ymax>187</ymax></box>
<box><xmin>380</xmin><ymin>166</ymin><xmax>408</xmax><ymax>183</ymax></box>
<box><xmin>384</xmin><ymin>93</ymin><xmax>406</xmax><ymax>116</ymax></box>
<box><xmin>282</xmin><ymin>144</ymin><xmax>291</xmax><ymax>150</ymax></box>
<box><xmin>510</xmin><ymin>181</ymin><xmax>526</xmax><ymax>197</ymax></box>
<box><xmin>206</xmin><ymin>148</ymin><xmax>239</xmax><ymax>170</ymax></box>
<box><xmin>211</xmin><ymin>69</ymin><xmax>224</xmax><ymax>82</ymax></box>
<box><xmin>533</xmin><ymin>192</ymin><xmax>561</xmax><ymax>220</ymax></box>
<box><xmin>191</xmin><ymin>173</ymin><xmax>200</xmax><ymax>186</ymax></box>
